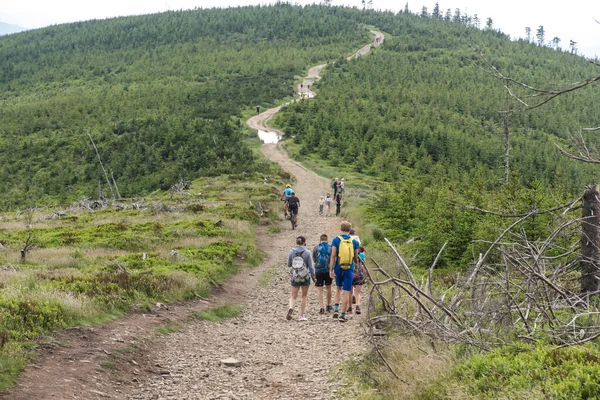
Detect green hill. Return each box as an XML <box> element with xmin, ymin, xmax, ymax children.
<box><xmin>274</xmin><ymin>10</ymin><xmax>600</xmax><ymax>269</ymax></box>
<box><xmin>0</xmin><ymin>5</ymin><xmax>369</xmax><ymax>209</ymax></box>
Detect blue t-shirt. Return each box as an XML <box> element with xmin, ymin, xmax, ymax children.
<box><xmin>283</xmin><ymin>188</ymin><xmax>293</xmax><ymax>197</ymax></box>
<box><xmin>331</xmin><ymin>234</ymin><xmax>359</xmax><ymax>270</ymax></box>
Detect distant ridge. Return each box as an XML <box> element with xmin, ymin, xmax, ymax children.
<box><xmin>0</xmin><ymin>21</ymin><xmax>27</xmax><ymax>35</ymax></box>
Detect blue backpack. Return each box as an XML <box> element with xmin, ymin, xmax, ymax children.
<box><xmin>315</xmin><ymin>242</ymin><xmax>331</xmax><ymax>273</ymax></box>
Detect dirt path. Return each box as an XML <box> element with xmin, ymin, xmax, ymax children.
<box><xmin>3</xmin><ymin>30</ymin><xmax>383</xmax><ymax>400</ymax></box>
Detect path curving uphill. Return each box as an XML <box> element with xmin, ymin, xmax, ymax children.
<box><xmin>124</xmin><ymin>30</ymin><xmax>384</xmax><ymax>400</ymax></box>
<box><xmin>3</xmin><ymin>30</ymin><xmax>383</xmax><ymax>400</ymax></box>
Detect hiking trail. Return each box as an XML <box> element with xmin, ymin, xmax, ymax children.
<box><xmin>2</xmin><ymin>30</ymin><xmax>383</xmax><ymax>400</ymax></box>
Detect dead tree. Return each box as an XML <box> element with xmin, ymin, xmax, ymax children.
<box><xmin>20</xmin><ymin>233</ymin><xmax>34</xmax><ymax>263</ymax></box>
<box><xmin>502</xmin><ymin>93</ymin><xmax>510</xmax><ymax>184</ymax></box>
<box><xmin>366</xmin><ymin>195</ymin><xmax>600</xmax><ymax>350</ymax></box>
<box><xmin>581</xmin><ymin>184</ymin><xmax>600</xmax><ymax>292</ymax></box>
<box><xmin>86</xmin><ymin>130</ymin><xmax>115</xmax><ymax>201</ymax></box>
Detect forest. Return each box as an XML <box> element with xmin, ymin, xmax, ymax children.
<box><xmin>0</xmin><ymin>4</ymin><xmax>369</xmax><ymax>209</ymax></box>
<box><xmin>274</xmin><ymin>8</ymin><xmax>600</xmax><ymax>270</ymax></box>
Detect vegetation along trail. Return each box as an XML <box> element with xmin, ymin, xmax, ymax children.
<box><xmin>120</xmin><ymin>30</ymin><xmax>384</xmax><ymax>400</ymax></box>
<box><xmin>3</xmin><ymin>30</ymin><xmax>383</xmax><ymax>400</ymax></box>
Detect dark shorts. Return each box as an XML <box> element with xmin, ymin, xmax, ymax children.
<box><xmin>315</xmin><ymin>272</ymin><xmax>332</xmax><ymax>287</ymax></box>
<box><xmin>291</xmin><ymin>280</ymin><xmax>310</xmax><ymax>287</ymax></box>
<box><xmin>289</xmin><ymin>205</ymin><xmax>298</xmax><ymax>215</ymax></box>
<box><xmin>353</xmin><ymin>273</ymin><xmax>365</xmax><ymax>286</ymax></box>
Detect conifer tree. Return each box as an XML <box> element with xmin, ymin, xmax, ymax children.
<box><xmin>536</xmin><ymin>25</ymin><xmax>545</xmax><ymax>46</ymax></box>
<box><xmin>432</xmin><ymin>2</ymin><xmax>440</xmax><ymax>19</ymax></box>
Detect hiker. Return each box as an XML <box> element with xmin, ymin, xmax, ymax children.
<box><xmin>349</xmin><ymin>228</ymin><xmax>361</xmax><ymax>245</ymax></box>
<box><xmin>335</xmin><ymin>192</ymin><xmax>342</xmax><ymax>217</ymax></box>
<box><xmin>287</xmin><ymin>235</ymin><xmax>315</xmax><ymax>321</ymax></box>
<box><xmin>286</xmin><ymin>191</ymin><xmax>300</xmax><ymax>227</ymax></box>
<box><xmin>319</xmin><ymin>196</ymin><xmax>324</xmax><ymax>216</ymax></box>
<box><xmin>312</xmin><ymin>234</ymin><xmax>332</xmax><ymax>314</ymax></box>
<box><xmin>329</xmin><ymin>221</ymin><xmax>359</xmax><ymax>322</ymax></box>
<box><xmin>349</xmin><ymin>246</ymin><xmax>366</xmax><ymax>315</ymax></box>
<box><xmin>280</xmin><ymin>184</ymin><xmax>293</xmax><ymax>218</ymax></box>
<box><xmin>325</xmin><ymin>193</ymin><xmax>332</xmax><ymax>216</ymax></box>
<box><xmin>340</xmin><ymin>178</ymin><xmax>345</xmax><ymax>194</ymax></box>
<box><xmin>332</xmin><ymin>178</ymin><xmax>338</xmax><ymax>198</ymax></box>
<box><xmin>256</xmin><ymin>105</ymin><xmax>260</xmax><ymax>114</ymax></box>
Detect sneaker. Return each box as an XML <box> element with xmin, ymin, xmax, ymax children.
<box><xmin>326</xmin><ymin>305</ymin><xmax>332</xmax><ymax>313</ymax></box>
<box><xmin>286</xmin><ymin>307</ymin><xmax>293</xmax><ymax>321</ymax></box>
<box><xmin>347</xmin><ymin>307</ymin><xmax>353</xmax><ymax>315</ymax></box>
<box><xmin>352</xmin><ymin>295</ymin><xmax>356</xmax><ymax>304</ymax></box>
<box><xmin>319</xmin><ymin>308</ymin><xmax>325</xmax><ymax>314</ymax></box>
<box><xmin>339</xmin><ymin>314</ymin><xmax>348</xmax><ymax>323</ymax></box>
<box><xmin>355</xmin><ymin>305</ymin><xmax>361</xmax><ymax>315</ymax></box>
<box><xmin>298</xmin><ymin>315</ymin><xmax>307</xmax><ymax>322</ymax></box>
<box><xmin>332</xmin><ymin>311</ymin><xmax>339</xmax><ymax>319</ymax></box>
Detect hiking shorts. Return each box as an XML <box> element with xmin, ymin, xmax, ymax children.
<box><xmin>288</xmin><ymin>205</ymin><xmax>299</xmax><ymax>215</ymax></box>
<box><xmin>290</xmin><ymin>271</ymin><xmax>310</xmax><ymax>287</ymax></box>
<box><xmin>334</xmin><ymin>266</ymin><xmax>354</xmax><ymax>292</ymax></box>
<box><xmin>353</xmin><ymin>271</ymin><xmax>365</xmax><ymax>286</ymax></box>
<box><xmin>315</xmin><ymin>271</ymin><xmax>333</xmax><ymax>287</ymax></box>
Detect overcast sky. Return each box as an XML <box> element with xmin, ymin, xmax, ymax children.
<box><xmin>2</xmin><ymin>0</ymin><xmax>599</xmax><ymax>57</ymax></box>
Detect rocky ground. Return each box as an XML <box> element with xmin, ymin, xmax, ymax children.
<box><xmin>2</xmin><ymin>30</ymin><xmax>383</xmax><ymax>400</ymax></box>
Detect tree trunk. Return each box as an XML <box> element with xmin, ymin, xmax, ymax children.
<box><xmin>581</xmin><ymin>184</ymin><xmax>600</xmax><ymax>293</ymax></box>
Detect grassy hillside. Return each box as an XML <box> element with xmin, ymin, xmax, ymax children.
<box><xmin>0</xmin><ymin>4</ymin><xmax>375</xmax><ymax>391</ymax></box>
<box><xmin>0</xmin><ymin>4</ymin><xmax>369</xmax><ymax>209</ymax></box>
<box><xmin>274</xmin><ymin>10</ymin><xmax>600</xmax><ymax>270</ymax></box>
<box><xmin>273</xmin><ymin>9</ymin><xmax>600</xmax><ymax>399</ymax></box>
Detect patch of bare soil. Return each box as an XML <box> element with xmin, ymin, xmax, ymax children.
<box><xmin>2</xmin><ymin>30</ymin><xmax>383</xmax><ymax>400</ymax></box>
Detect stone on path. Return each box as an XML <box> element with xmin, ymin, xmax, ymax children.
<box><xmin>220</xmin><ymin>357</ymin><xmax>242</xmax><ymax>367</ymax></box>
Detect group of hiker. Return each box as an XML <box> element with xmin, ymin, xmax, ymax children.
<box><xmin>286</xmin><ymin>221</ymin><xmax>365</xmax><ymax>323</ymax></box>
<box><xmin>317</xmin><ymin>178</ymin><xmax>344</xmax><ymax>217</ymax></box>
<box><xmin>281</xmin><ymin>177</ymin><xmax>345</xmax><ymax>226</ymax></box>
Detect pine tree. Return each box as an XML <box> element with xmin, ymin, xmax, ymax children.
<box><xmin>453</xmin><ymin>8</ymin><xmax>461</xmax><ymax>23</ymax></box>
<box><xmin>525</xmin><ymin>27</ymin><xmax>531</xmax><ymax>42</ymax></box>
<box><xmin>485</xmin><ymin>17</ymin><xmax>493</xmax><ymax>30</ymax></box>
<box><xmin>432</xmin><ymin>2</ymin><xmax>440</xmax><ymax>19</ymax></box>
<box><xmin>421</xmin><ymin>6</ymin><xmax>428</xmax><ymax>17</ymax></box>
<box><xmin>569</xmin><ymin>39</ymin><xmax>578</xmax><ymax>54</ymax></box>
<box><xmin>536</xmin><ymin>25</ymin><xmax>545</xmax><ymax>46</ymax></box>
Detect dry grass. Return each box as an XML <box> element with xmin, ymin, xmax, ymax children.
<box><xmin>366</xmin><ymin>335</ymin><xmax>456</xmax><ymax>400</ymax></box>
<box><xmin>0</xmin><ymin>247</ymin><xmax>129</xmax><ymax>267</ymax></box>
<box><xmin>1</xmin><ymin>272</ymin><xmax>104</xmax><ymax>322</ymax></box>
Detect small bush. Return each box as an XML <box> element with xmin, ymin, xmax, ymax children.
<box><xmin>195</xmin><ymin>304</ymin><xmax>241</xmax><ymax>321</ymax></box>
<box><xmin>453</xmin><ymin>344</ymin><xmax>600</xmax><ymax>399</ymax></box>
<box><xmin>0</xmin><ymin>342</ymin><xmax>30</xmax><ymax>391</ymax></box>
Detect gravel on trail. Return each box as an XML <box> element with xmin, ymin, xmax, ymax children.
<box><xmin>126</xmin><ymin>31</ymin><xmax>384</xmax><ymax>400</ymax></box>
<box><xmin>1</xmin><ymin>30</ymin><xmax>384</xmax><ymax>400</ymax></box>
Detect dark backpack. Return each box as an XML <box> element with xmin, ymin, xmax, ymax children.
<box><xmin>315</xmin><ymin>242</ymin><xmax>331</xmax><ymax>273</ymax></box>
<box><xmin>287</xmin><ymin>196</ymin><xmax>299</xmax><ymax>208</ymax></box>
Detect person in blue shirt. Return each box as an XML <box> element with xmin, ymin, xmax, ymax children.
<box><xmin>280</xmin><ymin>184</ymin><xmax>294</xmax><ymax>219</ymax></box>
<box><xmin>329</xmin><ymin>221</ymin><xmax>359</xmax><ymax>323</ymax></box>
<box><xmin>312</xmin><ymin>234</ymin><xmax>332</xmax><ymax>314</ymax></box>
